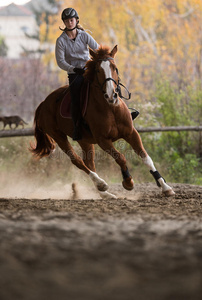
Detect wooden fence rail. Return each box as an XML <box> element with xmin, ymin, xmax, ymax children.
<box><xmin>136</xmin><ymin>126</ymin><xmax>202</xmax><ymax>133</ymax></box>
<box><xmin>0</xmin><ymin>126</ymin><xmax>201</xmax><ymax>138</ymax></box>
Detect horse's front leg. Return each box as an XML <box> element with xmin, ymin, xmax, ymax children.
<box><xmin>142</xmin><ymin>155</ymin><xmax>175</xmax><ymax>196</ymax></box>
<box><xmin>98</xmin><ymin>139</ymin><xmax>134</xmax><ymax>191</ymax></box>
<box><xmin>125</xmin><ymin>128</ymin><xmax>175</xmax><ymax>196</ymax></box>
<box><xmin>78</xmin><ymin>141</ymin><xmax>117</xmax><ymax>199</ymax></box>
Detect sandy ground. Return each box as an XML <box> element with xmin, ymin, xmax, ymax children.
<box><xmin>0</xmin><ymin>182</ymin><xmax>202</xmax><ymax>300</ymax></box>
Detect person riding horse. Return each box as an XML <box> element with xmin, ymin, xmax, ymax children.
<box><xmin>55</xmin><ymin>8</ymin><xmax>139</xmax><ymax>141</ymax></box>
<box><xmin>31</xmin><ymin>45</ymin><xmax>175</xmax><ymax>198</ymax></box>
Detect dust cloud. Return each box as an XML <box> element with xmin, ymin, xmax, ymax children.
<box><xmin>0</xmin><ymin>172</ymin><xmax>99</xmax><ymax>200</ymax></box>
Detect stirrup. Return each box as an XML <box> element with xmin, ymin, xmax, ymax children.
<box><xmin>131</xmin><ymin>110</ymin><xmax>139</xmax><ymax>120</ymax></box>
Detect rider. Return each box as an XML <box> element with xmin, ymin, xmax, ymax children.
<box><xmin>55</xmin><ymin>8</ymin><xmax>99</xmax><ymax>140</ymax></box>
<box><xmin>55</xmin><ymin>8</ymin><xmax>139</xmax><ymax>141</ymax></box>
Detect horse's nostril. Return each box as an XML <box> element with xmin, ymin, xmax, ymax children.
<box><xmin>113</xmin><ymin>92</ymin><xmax>118</xmax><ymax>99</ymax></box>
<box><xmin>104</xmin><ymin>93</ymin><xmax>109</xmax><ymax>99</ymax></box>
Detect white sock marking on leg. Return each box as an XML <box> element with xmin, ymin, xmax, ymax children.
<box><xmin>89</xmin><ymin>171</ymin><xmax>109</xmax><ymax>191</ymax></box>
<box><xmin>142</xmin><ymin>155</ymin><xmax>156</xmax><ymax>172</ymax></box>
<box><xmin>142</xmin><ymin>155</ymin><xmax>173</xmax><ymax>192</ymax></box>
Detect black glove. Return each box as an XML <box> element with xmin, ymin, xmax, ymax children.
<box><xmin>73</xmin><ymin>68</ymin><xmax>85</xmax><ymax>75</ymax></box>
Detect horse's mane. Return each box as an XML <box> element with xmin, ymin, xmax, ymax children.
<box><xmin>84</xmin><ymin>46</ymin><xmax>112</xmax><ymax>82</ymax></box>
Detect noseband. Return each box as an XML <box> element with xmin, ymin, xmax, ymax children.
<box><xmin>96</xmin><ymin>57</ymin><xmax>131</xmax><ymax>101</ymax></box>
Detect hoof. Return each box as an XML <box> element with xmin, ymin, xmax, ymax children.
<box><xmin>122</xmin><ymin>177</ymin><xmax>134</xmax><ymax>191</ymax></box>
<box><xmin>97</xmin><ymin>181</ymin><xmax>109</xmax><ymax>192</ymax></box>
<box><xmin>99</xmin><ymin>191</ymin><xmax>117</xmax><ymax>200</ymax></box>
<box><xmin>163</xmin><ymin>189</ymin><xmax>175</xmax><ymax>197</ymax></box>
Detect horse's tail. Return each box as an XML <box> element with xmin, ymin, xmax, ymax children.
<box><xmin>30</xmin><ymin>102</ymin><xmax>56</xmax><ymax>159</ymax></box>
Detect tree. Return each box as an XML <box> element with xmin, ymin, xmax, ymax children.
<box><xmin>23</xmin><ymin>0</ymin><xmax>61</xmax><ymax>59</ymax></box>
<box><xmin>37</xmin><ymin>0</ymin><xmax>202</xmax><ymax>117</ymax></box>
<box><xmin>0</xmin><ymin>36</ymin><xmax>8</xmax><ymax>57</ymax></box>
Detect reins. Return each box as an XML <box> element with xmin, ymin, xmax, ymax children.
<box><xmin>116</xmin><ymin>82</ymin><xmax>131</xmax><ymax>101</ymax></box>
<box><xmin>57</xmin><ymin>56</ymin><xmax>131</xmax><ymax>104</ymax></box>
<box><xmin>95</xmin><ymin>57</ymin><xmax>131</xmax><ymax>101</ymax></box>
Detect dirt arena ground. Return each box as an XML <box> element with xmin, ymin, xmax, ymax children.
<box><xmin>0</xmin><ymin>182</ymin><xmax>201</xmax><ymax>300</ymax></box>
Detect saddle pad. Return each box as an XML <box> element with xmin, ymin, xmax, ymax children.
<box><xmin>60</xmin><ymin>81</ymin><xmax>90</xmax><ymax>119</ymax></box>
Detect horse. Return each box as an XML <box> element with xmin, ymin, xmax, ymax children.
<box><xmin>30</xmin><ymin>45</ymin><xmax>175</xmax><ymax>199</ymax></box>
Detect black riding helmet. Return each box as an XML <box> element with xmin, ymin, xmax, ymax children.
<box><xmin>61</xmin><ymin>8</ymin><xmax>79</xmax><ymax>21</ymax></box>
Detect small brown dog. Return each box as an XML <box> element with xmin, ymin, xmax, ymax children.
<box><xmin>0</xmin><ymin>116</ymin><xmax>28</xmax><ymax>130</ymax></box>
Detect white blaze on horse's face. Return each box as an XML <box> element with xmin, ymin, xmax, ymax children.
<box><xmin>101</xmin><ymin>61</ymin><xmax>118</xmax><ymax>104</ymax></box>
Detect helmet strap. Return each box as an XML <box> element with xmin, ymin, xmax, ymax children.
<box><xmin>66</xmin><ymin>25</ymin><xmax>77</xmax><ymax>31</ymax></box>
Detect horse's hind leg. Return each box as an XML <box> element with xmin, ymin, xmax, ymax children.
<box><xmin>125</xmin><ymin>128</ymin><xmax>175</xmax><ymax>196</ymax></box>
<box><xmin>78</xmin><ymin>141</ymin><xmax>117</xmax><ymax>199</ymax></box>
<box><xmin>49</xmin><ymin>130</ymin><xmax>90</xmax><ymax>173</ymax></box>
<box><xmin>49</xmin><ymin>131</ymin><xmax>108</xmax><ymax>192</ymax></box>
<box><xmin>78</xmin><ymin>141</ymin><xmax>96</xmax><ymax>172</ymax></box>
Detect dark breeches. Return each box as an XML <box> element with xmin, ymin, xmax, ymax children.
<box><xmin>68</xmin><ymin>74</ymin><xmax>84</xmax><ymax>126</ymax></box>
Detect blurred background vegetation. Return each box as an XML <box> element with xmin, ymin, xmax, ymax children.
<box><xmin>0</xmin><ymin>0</ymin><xmax>201</xmax><ymax>186</ymax></box>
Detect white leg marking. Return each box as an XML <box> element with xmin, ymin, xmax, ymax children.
<box><xmin>158</xmin><ymin>177</ymin><xmax>175</xmax><ymax>193</ymax></box>
<box><xmin>142</xmin><ymin>155</ymin><xmax>175</xmax><ymax>196</ymax></box>
<box><xmin>142</xmin><ymin>155</ymin><xmax>156</xmax><ymax>171</ymax></box>
<box><xmin>101</xmin><ymin>60</ymin><xmax>114</xmax><ymax>98</ymax></box>
<box><xmin>89</xmin><ymin>171</ymin><xmax>109</xmax><ymax>191</ymax></box>
<box><xmin>99</xmin><ymin>191</ymin><xmax>117</xmax><ymax>200</ymax></box>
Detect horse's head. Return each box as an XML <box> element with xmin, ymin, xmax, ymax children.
<box><xmin>86</xmin><ymin>45</ymin><xmax>119</xmax><ymax>105</ymax></box>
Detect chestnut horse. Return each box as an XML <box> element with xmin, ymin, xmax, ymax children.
<box><xmin>30</xmin><ymin>45</ymin><xmax>175</xmax><ymax>199</ymax></box>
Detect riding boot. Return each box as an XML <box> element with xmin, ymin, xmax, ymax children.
<box><xmin>73</xmin><ymin>125</ymin><xmax>82</xmax><ymax>141</ymax></box>
<box><xmin>72</xmin><ymin>117</ymin><xmax>82</xmax><ymax>141</ymax></box>
<box><xmin>131</xmin><ymin>110</ymin><xmax>139</xmax><ymax>120</ymax></box>
<box><xmin>68</xmin><ymin>74</ymin><xmax>84</xmax><ymax>141</ymax></box>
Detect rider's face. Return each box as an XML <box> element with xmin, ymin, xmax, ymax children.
<box><xmin>64</xmin><ymin>18</ymin><xmax>77</xmax><ymax>30</ymax></box>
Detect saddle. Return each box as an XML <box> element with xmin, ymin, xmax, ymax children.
<box><xmin>60</xmin><ymin>81</ymin><xmax>90</xmax><ymax>119</ymax></box>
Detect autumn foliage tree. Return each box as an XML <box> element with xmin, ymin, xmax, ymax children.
<box><xmin>45</xmin><ymin>0</ymin><xmax>202</xmax><ymax>104</ymax></box>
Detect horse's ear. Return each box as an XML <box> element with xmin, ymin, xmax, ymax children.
<box><xmin>89</xmin><ymin>48</ymin><xmax>97</xmax><ymax>59</ymax></box>
<box><xmin>110</xmin><ymin>45</ymin><xmax>118</xmax><ymax>58</ymax></box>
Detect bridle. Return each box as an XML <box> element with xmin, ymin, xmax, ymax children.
<box><xmin>95</xmin><ymin>57</ymin><xmax>131</xmax><ymax>101</ymax></box>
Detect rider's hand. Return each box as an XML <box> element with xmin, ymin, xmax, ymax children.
<box><xmin>73</xmin><ymin>68</ymin><xmax>85</xmax><ymax>75</ymax></box>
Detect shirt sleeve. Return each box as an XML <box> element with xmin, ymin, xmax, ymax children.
<box><xmin>55</xmin><ymin>38</ymin><xmax>74</xmax><ymax>73</ymax></box>
<box><xmin>85</xmin><ymin>32</ymin><xmax>99</xmax><ymax>50</ymax></box>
